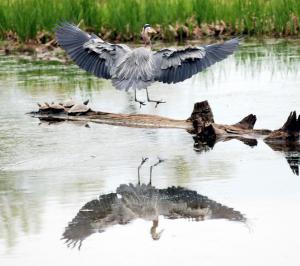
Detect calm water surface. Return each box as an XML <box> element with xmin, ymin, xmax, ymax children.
<box><xmin>0</xmin><ymin>39</ymin><xmax>300</xmax><ymax>266</ymax></box>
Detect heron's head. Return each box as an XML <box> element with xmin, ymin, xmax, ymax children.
<box><xmin>141</xmin><ymin>24</ymin><xmax>156</xmax><ymax>46</ymax></box>
<box><xmin>142</xmin><ymin>24</ymin><xmax>157</xmax><ymax>35</ymax></box>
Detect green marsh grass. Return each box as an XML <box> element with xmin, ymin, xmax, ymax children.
<box><xmin>0</xmin><ymin>0</ymin><xmax>299</xmax><ymax>41</ymax></box>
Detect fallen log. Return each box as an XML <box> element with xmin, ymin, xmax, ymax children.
<box><xmin>28</xmin><ymin>100</ymin><xmax>299</xmax><ymax>143</ymax></box>
<box><xmin>29</xmin><ymin>110</ymin><xmax>192</xmax><ymax>129</ymax></box>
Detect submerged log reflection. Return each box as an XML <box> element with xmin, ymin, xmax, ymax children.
<box><xmin>193</xmin><ymin>135</ymin><xmax>299</xmax><ymax>176</ymax></box>
<box><xmin>265</xmin><ymin>141</ymin><xmax>300</xmax><ymax>176</ymax></box>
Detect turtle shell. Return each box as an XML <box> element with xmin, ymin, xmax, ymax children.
<box><xmin>68</xmin><ymin>104</ymin><xmax>90</xmax><ymax>114</ymax></box>
<box><xmin>50</xmin><ymin>103</ymin><xmax>64</xmax><ymax>110</ymax></box>
<box><xmin>38</xmin><ymin>102</ymin><xmax>51</xmax><ymax>111</ymax></box>
<box><xmin>38</xmin><ymin>103</ymin><xmax>50</xmax><ymax>111</ymax></box>
<box><xmin>62</xmin><ymin>99</ymin><xmax>76</xmax><ymax>108</ymax></box>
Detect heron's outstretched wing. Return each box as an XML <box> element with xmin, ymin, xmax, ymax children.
<box><xmin>56</xmin><ymin>23</ymin><xmax>131</xmax><ymax>79</ymax></box>
<box><xmin>153</xmin><ymin>38</ymin><xmax>240</xmax><ymax>84</ymax></box>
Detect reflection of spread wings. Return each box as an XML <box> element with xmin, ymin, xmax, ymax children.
<box><xmin>158</xmin><ymin>186</ymin><xmax>245</xmax><ymax>221</ymax></box>
<box><xmin>62</xmin><ymin>184</ymin><xmax>245</xmax><ymax>249</ymax></box>
<box><xmin>62</xmin><ymin>193</ymin><xmax>132</xmax><ymax>249</ymax></box>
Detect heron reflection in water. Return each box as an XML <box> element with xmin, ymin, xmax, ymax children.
<box><xmin>62</xmin><ymin>158</ymin><xmax>246</xmax><ymax>249</ymax></box>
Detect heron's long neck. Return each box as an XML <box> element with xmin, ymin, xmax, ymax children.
<box><xmin>142</xmin><ymin>32</ymin><xmax>151</xmax><ymax>48</ymax></box>
<box><xmin>150</xmin><ymin>219</ymin><xmax>158</xmax><ymax>238</ymax></box>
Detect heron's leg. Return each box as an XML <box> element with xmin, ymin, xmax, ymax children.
<box><xmin>134</xmin><ymin>89</ymin><xmax>146</xmax><ymax>108</ymax></box>
<box><xmin>138</xmin><ymin>157</ymin><xmax>148</xmax><ymax>185</ymax></box>
<box><xmin>146</xmin><ymin>88</ymin><xmax>166</xmax><ymax>108</ymax></box>
<box><xmin>149</xmin><ymin>157</ymin><xmax>165</xmax><ymax>185</ymax></box>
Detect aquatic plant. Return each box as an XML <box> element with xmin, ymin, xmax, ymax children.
<box><xmin>0</xmin><ymin>0</ymin><xmax>299</xmax><ymax>42</ymax></box>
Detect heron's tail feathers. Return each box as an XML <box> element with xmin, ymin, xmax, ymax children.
<box><xmin>112</xmin><ymin>78</ymin><xmax>153</xmax><ymax>91</ymax></box>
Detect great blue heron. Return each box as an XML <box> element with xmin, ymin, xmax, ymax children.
<box><xmin>62</xmin><ymin>158</ymin><xmax>246</xmax><ymax>249</ymax></box>
<box><xmin>56</xmin><ymin>23</ymin><xmax>240</xmax><ymax>107</ymax></box>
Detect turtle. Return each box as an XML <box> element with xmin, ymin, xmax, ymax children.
<box><xmin>60</xmin><ymin>99</ymin><xmax>89</xmax><ymax>108</ymax></box>
<box><xmin>60</xmin><ymin>99</ymin><xmax>76</xmax><ymax>108</ymax></box>
<box><xmin>68</xmin><ymin>103</ymin><xmax>90</xmax><ymax>115</ymax></box>
<box><xmin>37</xmin><ymin>102</ymin><xmax>51</xmax><ymax>111</ymax></box>
<box><xmin>49</xmin><ymin>102</ymin><xmax>65</xmax><ymax>113</ymax></box>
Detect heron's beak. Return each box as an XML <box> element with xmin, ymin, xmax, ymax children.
<box><xmin>148</xmin><ymin>27</ymin><xmax>157</xmax><ymax>34</ymax></box>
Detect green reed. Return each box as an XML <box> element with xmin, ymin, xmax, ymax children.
<box><xmin>0</xmin><ymin>0</ymin><xmax>299</xmax><ymax>41</ymax></box>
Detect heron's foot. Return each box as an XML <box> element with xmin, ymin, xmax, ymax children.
<box><xmin>147</xmin><ymin>99</ymin><xmax>166</xmax><ymax>108</ymax></box>
<box><xmin>140</xmin><ymin>157</ymin><xmax>149</xmax><ymax>166</ymax></box>
<box><xmin>134</xmin><ymin>99</ymin><xmax>146</xmax><ymax>108</ymax></box>
<box><xmin>152</xmin><ymin>157</ymin><xmax>165</xmax><ymax>167</ymax></box>
<box><xmin>134</xmin><ymin>89</ymin><xmax>146</xmax><ymax>108</ymax></box>
<box><xmin>138</xmin><ymin>157</ymin><xmax>148</xmax><ymax>185</ymax></box>
<box><xmin>145</xmin><ymin>89</ymin><xmax>166</xmax><ymax>108</ymax></box>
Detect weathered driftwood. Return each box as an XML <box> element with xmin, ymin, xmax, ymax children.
<box><xmin>29</xmin><ymin>109</ymin><xmax>192</xmax><ymax>129</ymax></box>
<box><xmin>28</xmin><ymin>100</ymin><xmax>299</xmax><ymax>143</ymax></box>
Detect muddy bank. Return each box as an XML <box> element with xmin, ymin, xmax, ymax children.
<box><xmin>0</xmin><ymin>34</ymin><xmax>234</xmax><ymax>64</ymax></box>
<box><xmin>0</xmin><ymin>37</ymin><xmax>68</xmax><ymax>63</ymax></box>
<box><xmin>2</xmin><ymin>20</ymin><xmax>300</xmax><ymax>64</ymax></box>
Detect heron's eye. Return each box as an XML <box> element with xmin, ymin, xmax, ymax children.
<box><xmin>144</xmin><ymin>24</ymin><xmax>151</xmax><ymax>30</ymax></box>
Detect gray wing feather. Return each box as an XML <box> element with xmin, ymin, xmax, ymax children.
<box><xmin>153</xmin><ymin>38</ymin><xmax>240</xmax><ymax>84</ymax></box>
<box><xmin>56</xmin><ymin>23</ymin><xmax>131</xmax><ymax>79</ymax></box>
